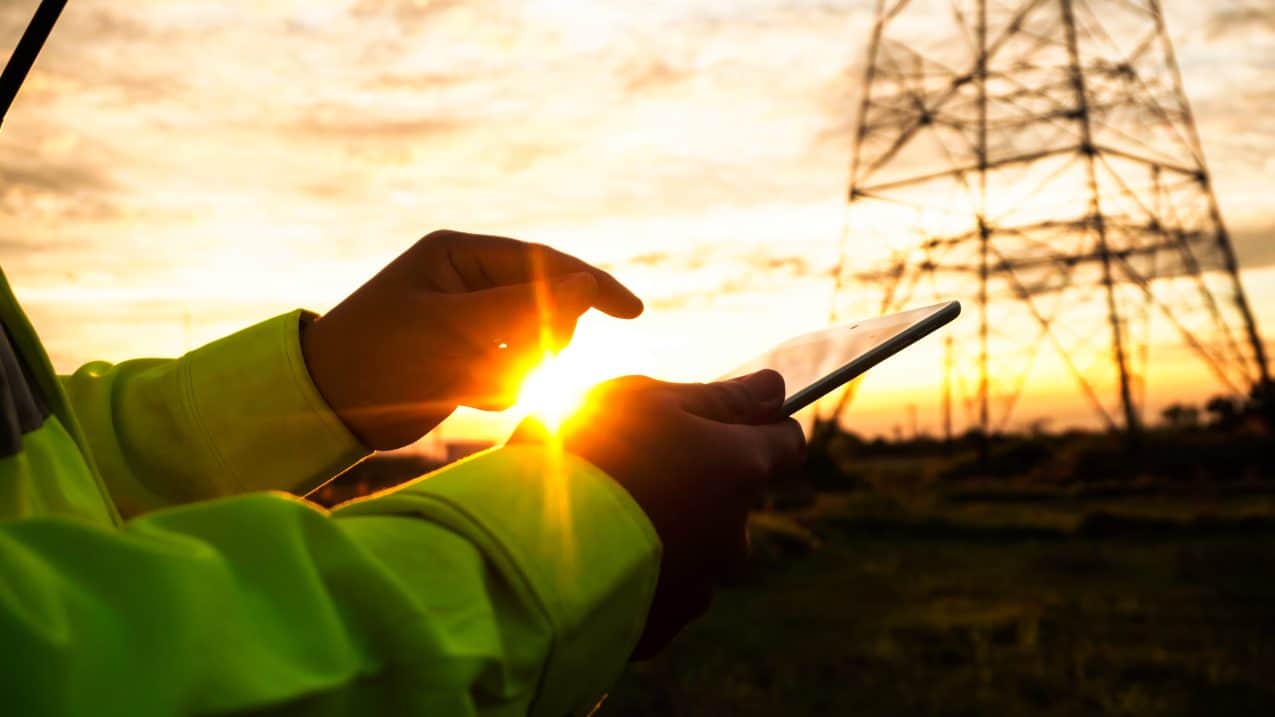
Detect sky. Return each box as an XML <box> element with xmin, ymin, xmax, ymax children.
<box><xmin>1</xmin><ymin>0</ymin><xmax>1272</xmax><ymax>449</ymax></box>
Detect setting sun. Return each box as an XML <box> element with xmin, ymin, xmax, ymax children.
<box><xmin>513</xmin><ymin>337</ymin><xmax>622</xmax><ymax>430</ymax></box>
<box><xmin>508</xmin><ymin>309</ymin><xmax>667</xmax><ymax>431</ymax></box>
<box><xmin>515</xmin><ymin>356</ymin><xmax>589</xmax><ymax>430</ymax></box>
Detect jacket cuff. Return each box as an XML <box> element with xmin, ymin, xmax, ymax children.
<box><xmin>180</xmin><ymin>310</ymin><xmax>370</xmax><ymax>496</ymax></box>
<box><xmin>333</xmin><ymin>445</ymin><xmax>661</xmax><ymax>716</ymax></box>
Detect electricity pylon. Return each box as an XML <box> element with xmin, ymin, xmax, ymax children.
<box><xmin>827</xmin><ymin>0</ymin><xmax>1269</xmax><ymax>439</ymax></box>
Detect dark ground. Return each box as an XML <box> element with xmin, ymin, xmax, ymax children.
<box><xmin>315</xmin><ymin>418</ymin><xmax>1275</xmax><ymax>715</ymax></box>
<box><xmin>604</xmin><ymin>468</ymin><xmax>1275</xmax><ymax>716</ymax></box>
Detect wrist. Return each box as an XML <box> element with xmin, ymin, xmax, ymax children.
<box><xmin>297</xmin><ymin>313</ymin><xmax>438</xmax><ymax>450</ymax></box>
<box><xmin>298</xmin><ymin>313</ymin><xmax>367</xmax><ymax>443</ymax></box>
<box><xmin>298</xmin><ymin>310</ymin><xmax>456</xmax><ymax>451</ymax></box>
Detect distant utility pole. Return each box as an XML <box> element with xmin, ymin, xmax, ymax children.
<box><xmin>828</xmin><ymin>0</ymin><xmax>1269</xmax><ymax>441</ymax></box>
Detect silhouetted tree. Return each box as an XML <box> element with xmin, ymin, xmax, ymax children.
<box><xmin>1205</xmin><ymin>395</ymin><xmax>1243</xmax><ymax>431</ymax></box>
<box><xmin>1160</xmin><ymin>403</ymin><xmax>1200</xmax><ymax>431</ymax></box>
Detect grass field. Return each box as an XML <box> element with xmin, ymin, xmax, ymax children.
<box><xmin>603</xmin><ymin>481</ymin><xmax>1275</xmax><ymax>716</ymax></box>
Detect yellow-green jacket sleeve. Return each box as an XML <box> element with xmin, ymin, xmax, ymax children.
<box><xmin>59</xmin><ymin>311</ymin><xmax>369</xmax><ymax>517</ymax></box>
<box><xmin>0</xmin><ymin>445</ymin><xmax>661</xmax><ymax>716</ymax></box>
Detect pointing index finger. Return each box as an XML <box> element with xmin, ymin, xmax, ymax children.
<box><xmin>439</xmin><ymin>231</ymin><xmax>645</xmax><ymax>319</ymax></box>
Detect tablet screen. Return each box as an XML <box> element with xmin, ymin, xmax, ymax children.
<box><xmin>721</xmin><ymin>302</ymin><xmax>958</xmax><ymax>406</ymax></box>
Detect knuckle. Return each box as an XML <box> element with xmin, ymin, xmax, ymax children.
<box><xmin>708</xmin><ymin>382</ymin><xmax>737</xmax><ymax>402</ymax></box>
<box><xmin>725</xmin><ymin>382</ymin><xmax>754</xmax><ymax>410</ymax></box>
<box><xmin>612</xmin><ymin>374</ymin><xmax>655</xmax><ymax>391</ymax></box>
<box><xmin>417</xmin><ymin>230</ymin><xmax>463</xmax><ymax>257</ymax></box>
<box><xmin>704</xmin><ymin>382</ymin><xmax>743</xmax><ymax>413</ymax></box>
<box><xmin>744</xmin><ymin>445</ymin><xmax>773</xmax><ymax>480</ymax></box>
<box><xmin>589</xmin><ymin>374</ymin><xmax>653</xmax><ymax>402</ymax></box>
<box><xmin>693</xmin><ymin>381</ymin><xmax>724</xmax><ymax>405</ymax></box>
<box><xmin>422</xmin><ymin>228</ymin><xmax>458</xmax><ymax>244</ymax></box>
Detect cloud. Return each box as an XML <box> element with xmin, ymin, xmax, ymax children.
<box><xmin>289</xmin><ymin>111</ymin><xmax>464</xmax><ymax>141</ymax></box>
<box><xmin>626</xmin><ymin>251</ymin><xmax>669</xmax><ymax>267</ymax></box>
<box><xmin>646</xmin><ymin>268</ymin><xmax>821</xmax><ymax>311</ymax></box>
<box><xmin>0</xmin><ymin>159</ymin><xmax>119</xmax><ymax>221</ymax></box>
<box><xmin>0</xmin><ymin>5</ymin><xmax>187</xmax><ymax>110</ymax></box>
<box><xmin>1207</xmin><ymin>3</ymin><xmax>1275</xmax><ymax>37</ymax></box>
<box><xmin>621</xmin><ymin>57</ymin><xmax>693</xmax><ymax>93</ymax></box>
<box><xmin>348</xmin><ymin>0</ymin><xmax>478</xmax><ymax>33</ymax></box>
<box><xmin>1230</xmin><ymin>222</ymin><xmax>1275</xmax><ymax>270</ymax></box>
<box><xmin>0</xmin><ymin>235</ymin><xmax>47</xmax><ymax>253</ymax></box>
<box><xmin>0</xmin><ymin>160</ymin><xmax>109</xmax><ymax>193</ymax></box>
<box><xmin>365</xmin><ymin>71</ymin><xmax>472</xmax><ymax>91</ymax></box>
<box><xmin>625</xmin><ymin>243</ymin><xmax>828</xmax><ymax>280</ymax></box>
<box><xmin>0</xmin><ymin>2</ymin><xmax>38</xmax><ymax>46</ymax></box>
<box><xmin>74</xmin><ymin>7</ymin><xmax>152</xmax><ymax>43</ymax></box>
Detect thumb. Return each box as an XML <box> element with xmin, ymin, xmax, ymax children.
<box><xmin>677</xmin><ymin>369</ymin><xmax>787</xmax><ymax>424</ymax></box>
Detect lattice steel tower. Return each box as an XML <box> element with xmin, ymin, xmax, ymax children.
<box><xmin>829</xmin><ymin>0</ymin><xmax>1269</xmax><ymax>437</ymax></box>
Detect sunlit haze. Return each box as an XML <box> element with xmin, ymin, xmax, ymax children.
<box><xmin>1</xmin><ymin>0</ymin><xmax>1272</xmax><ymax>451</ymax></box>
<box><xmin>512</xmin><ymin>350</ymin><xmax>597</xmax><ymax>431</ymax></box>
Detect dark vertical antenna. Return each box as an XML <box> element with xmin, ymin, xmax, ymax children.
<box><xmin>0</xmin><ymin>0</ymin><xmax>67</xmax><ymax>129</ymax></box>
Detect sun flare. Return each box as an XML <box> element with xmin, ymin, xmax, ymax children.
<box><xmin>514</xmin><ymin>354</ymin><xmax>594</xmax><ymax>431</ymax></box>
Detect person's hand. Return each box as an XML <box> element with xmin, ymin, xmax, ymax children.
<box><xmin>509</xmin><ymin>369</ymin><xmax>806</xmax><ymax>658</ymax></box>
<box><xmin>301</xmin><ymin>229</ymin><xmax>643</xmax><ymax>450</ymax></box>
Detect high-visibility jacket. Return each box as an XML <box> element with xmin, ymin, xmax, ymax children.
<box><xmin>0</xmin><ymin>268</ymin><xmax>661</xmax><ymax>716</ymax></box>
